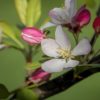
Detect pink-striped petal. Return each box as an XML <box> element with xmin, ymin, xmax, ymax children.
<box><xmin>21</xmin><ymin>27</ymin><xmax>44</xmax><ymax>45</ymax></box>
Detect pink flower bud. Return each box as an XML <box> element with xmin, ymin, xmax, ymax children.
<box><xmin>21</xmin><ymin>27</ymin><xmax>45</xmax><ymax>45</ymax></box>
<box><xmin>93</xmin><ymin>17</ymin><xmax>100</xmax><ymax>34</ymax></box>
<box><xmin>65</xmin><ymin>5</ymin><xmax>91</xmax><ymax>33</ymax></box>
<box><xmin>29</xmin><ymin>68</ymin><xmax>51</xmax><ymax>84</ymax></box>
<box><xmin>74</xmin><ymin>5</ymin><xmax>91</xmax><ymax>28</ymax></box>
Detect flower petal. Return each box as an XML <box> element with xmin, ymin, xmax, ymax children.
<box><xmin>21</xmin><ymin>27</ymin><xmax>44</xmax><ymax>45</ymax></box>
<box><xmin>64</xmin><ymin>59</ymin><xmax>79</xmax><ymax>68</ymax></box>
<box><xmin>65</xmin><ymin>0</ymin><xmax>76</xmax><ymax>18</ymax></box>
<box><xmin>40</xmin><ymin>22</ymin><xmax>56</xmax><ymax>30</ymax></box>
<box><xmin>72</xmin><ymin>38</ymin><xmax>91</xmax><ymax>56</ymax></box>
<box><xmin>55</xmin><ymin>25</ymin><xmax>71</xmax><ymax>49</ymax></box>
<box><xmin>41</xmin><ymin>39</ymin><xmax>60</xmax><ymax>57</ymax></box>
<box><xmin>49</xmin><ymin>8</ymin><xmax>67</xmax><ymax>24</ymax></box>
<box><xmin>42</xmin><ymin>59</ymin><xmax>66</xmax><ymax>73</ymax></box>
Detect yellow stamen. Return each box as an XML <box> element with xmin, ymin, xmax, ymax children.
<box><xmin>57</xmin><ymin>48</ymin><xmax>74</xmax><ymax>59</ymax></box>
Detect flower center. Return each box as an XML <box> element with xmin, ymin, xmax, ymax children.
<box><xmin>57</xmin><ymin>48</ymin><xmax>74</xmax><ymax>59</ymax></box>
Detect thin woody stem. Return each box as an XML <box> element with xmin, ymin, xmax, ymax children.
<box><xmin>26</xmin><ymin>45</ymin><xmax>33</xmax><ymax>63</ymax></box>
<box><xmin>38</xmin><ymin>67</ymin><xmax>100</xmax><ymax>100</ymax></box>
<box><xmin>90</xmin><ymin>33</ymin><xmax>98</xmax><ymax>48</ymax></box>
<box><xmin>73</xmin><ymin>33</ymin><xmax>79</xmax><ymax>44</ymax></box>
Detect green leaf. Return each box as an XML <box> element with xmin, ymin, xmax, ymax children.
<box><xmin>15</xmin><ymin>0</ymin><xmax>28</xmax><ymax>25</ymax></box>
<box><xmin>0</xmin><ymin>84</ymin><xmax>10</xmax><ymax>99</ymax></box>
<box><xmin>85</xmin><ymin>0</ymin><xmax>96</xmax><ymax>8</ymax></box>
<box><xmin>16</xmin><ymin>88</ymin><xmax>39</xmax><ymax>100</ymax></box>
<box><xmin>26</xmin><ymin>0</ymin><xmax>41</xmax><ymax>26</ymax></box>
<box><xmin>0</xmin><ymin>21</ymin><xmax>24</xmax><ymax>49</ymax></box>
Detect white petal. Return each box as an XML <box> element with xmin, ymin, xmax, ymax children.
<box><xmin>65</xmin><ymin>0</ymin><xmax>71</xmax><ymax>9</ymax></box>
<box><xmin>51</xmin><ymin>18</ymin><xmax>63</xmax><ymax>25</ymax></box>
<box><xmin>42</xmin><ymin>59</ymin><xmax>66</xmax><ymax>73</ymax></box>
<box><xmin>41</xmin><ymin>39</ymin><xmax>60</xmax><ymax>57</ymax></box>
<box><xmin>55</xmin><ymin>25</ymin><xmax>71</xmax><ymax>49</ymax></box>
<box><xmin>40</xmin><ymin>22</ymin><xmax>56</xmax><ymax>30</ymax></box>
<box><xmin>72</xmin><ymin>38</ymin><xmax>91</xmax><ymax>56</ymax></box>
<box><xmin>65</xmin><ymin>0</ymin><xmax>77</xmax><ymax>18</ymax></box>
<box><xmin>64</xmin><ymin>59</ymin><xmax>79</xmax><ymax>68</ymax></box>
<box><xmin>49</xmin><ymin>8</ymin><xmax>67</xmax><ymax>24</ymax></box>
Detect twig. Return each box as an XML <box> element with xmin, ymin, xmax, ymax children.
<box><xmin>38</xmin><ymin>67</ymin><xmax>100</xmax><ymax>100</ymax></box>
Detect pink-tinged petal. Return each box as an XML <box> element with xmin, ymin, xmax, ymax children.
<box><xmin>74</xmin><ymin>5</ymin><xmax>91</xmax><ymax>27</ymax></box>
<box><xmin>22</xmin><ymin>27</ymin><xmax>43</xmax><ymax>36</ymax></box>
<box><xmin>93</xmin><ymin>17</ymin><xmax>100</xmax><ymax>34</ymax></box>
<box><xmin>49</xmin><ymin>8</ymin><xmax>67</xmax><ymax>24</ymax></box>
<box><xmin>29</xmin><ymin>68</ymin><xmax>51</xmax><ymax>84</ymax></box>
<box><xmin>21</xmin><ymin>27</ymin><xmax>45</xmax><ymax>45</ymax></box>
<box><xmin>42</xmin><ymin>59</ymin><xmax>66</xmax><ymax>73</ymax></box>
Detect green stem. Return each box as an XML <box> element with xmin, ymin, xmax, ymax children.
<box><xmin>79</xmin><ymin>64</ymin><xmax>100</xmax><ymax>67</ymax></box>
<box><xmin>73</xmin><ymin>33</ymin><xmax>79</xmax><ymax>44</ymax></box>
<box><xmin>26</xmin><ymin>45</ymin><xmax>33</xmax><ymax>63</ymax></box>
<box><xmin>90</xmin><ymin>33</ymin><xmax>98</xmax><ymax>49</ymax></box>
<box><xmin>27</xmin><ymin>84</ymin><xmax>38</xmax><ymax>89</ymax></box>
<box><xmin>94</xmin><ymin>49</ymin><xmax>100</xmax><ymax>57</ymax></box>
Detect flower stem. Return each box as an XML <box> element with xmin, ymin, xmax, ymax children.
<box><xmin>90</xmin><ymin>33</ymin><xmax>98</xmax><ymax>48</ymax></box>
<box><xmin>73</xmin><ymin>33</ymin><xmax>79</xmax><ymax>44</ymax></box>
<box><xmin>94</xmin><ymin>49</ymin><xmax>100</xmax><ymax>56</ymax></box>
<box><xmin>26</xmin><ymin>45</ymin><xmax>33</xmax><ymax>63</ymax></box>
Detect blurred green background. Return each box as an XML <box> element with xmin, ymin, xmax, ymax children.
<box><xmin>0</xmin><ymin>0</ymin><xmax>100</xmax><ymax>100</ymax></box>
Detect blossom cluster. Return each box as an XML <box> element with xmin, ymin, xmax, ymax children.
<box><xmin>19</xmin><ymin>0</ymin><xmax>100</xmax><ymax>83</ymax></box>
<box><xmin>0</xmin><ymin>0</ymin><xmax>100</xmax><ymax>87</ymax></box>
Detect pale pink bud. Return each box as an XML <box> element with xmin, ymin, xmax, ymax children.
<box><xmin>21</xmin><ymin>27</ymin><xmax>45</xmax><ymax>45</ymax></box>
<box><xmin>29</xmin><ymin>68</ymin><xmax>51</xmax><ymax>84</ymax></box>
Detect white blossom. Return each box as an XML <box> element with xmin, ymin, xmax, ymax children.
<box><xmin>41</xmin><ymin>26</ymin><xmax>91</xmax><ymax>73</ymax></box>
<box><xmin>40</xmin><ymin>0</ymin><xmax>76</xmax><ymax>30</ymax></box>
